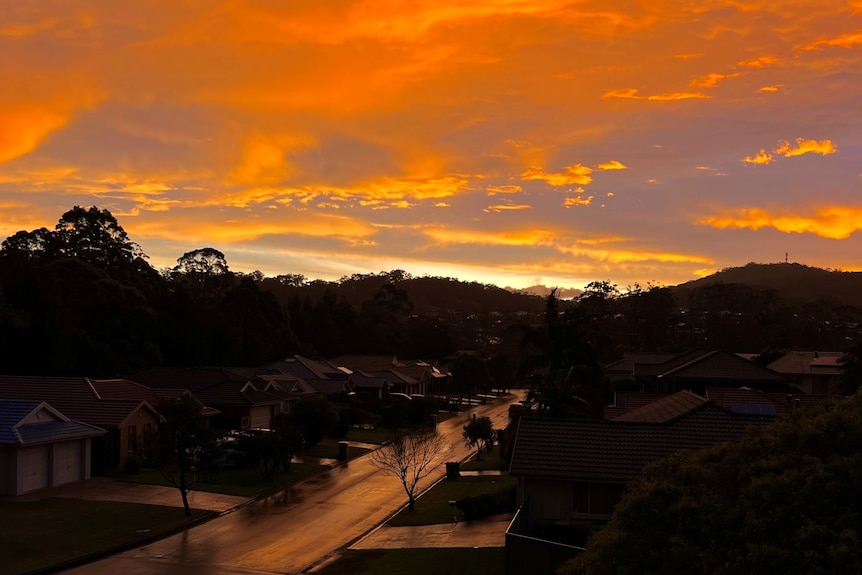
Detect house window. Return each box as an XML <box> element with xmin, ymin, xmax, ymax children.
<box><xmin>572</xmin><ymin>482</ymin><xmax>624</xmax><ymax>516</ymax></box>
<box><xmin>128</xmin><ymin>425</ymin><xmax>137</xmax><ymax>452</ymax></box>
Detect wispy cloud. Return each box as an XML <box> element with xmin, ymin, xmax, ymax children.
<box><xmin>521</xmin><ymin>164</ymin><xmax>593</xmax><ymax>186</ymax></box>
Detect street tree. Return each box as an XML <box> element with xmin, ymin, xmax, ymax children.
<box><xmin>369</xmin><ymin>431</ymin><xmax>451</xmax><ymax>512</ymax></box>
<box><xmin>451</xmin><ymin>354</ymin><xmax>491</xmax><ymax>405</ymax></box>
<box><xmin>462</xmin><ymin>415</ymin><xmax>496</xmax><ymax>460</ymax></box>
<box><xmin>145</xmin><ymin>396</ymin><xmax>215</xmax><ymax>516</ymax></box>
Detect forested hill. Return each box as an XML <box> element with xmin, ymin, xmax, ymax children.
<box><xmin>260</xmin><ymin>272</ymin><xmax>546</xmax><ymax>316</ymax></box>
<box><xmin>672</xmin><ymin>262</ymin><xmax>862</xmax><ymax>306</ymax></box>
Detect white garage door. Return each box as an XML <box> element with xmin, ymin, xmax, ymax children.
<box><xmin>54</xmin><ymin>441</ymin><xmax>82</xmax><ymax>486</ymax></box>
<box><xmin>21</xmin><ymin>445</ymin><xmax>49</xmax><ymax>493</ymax></box>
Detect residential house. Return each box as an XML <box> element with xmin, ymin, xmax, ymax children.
<box><xmin>128</xmin><ymin>367</ymin><xmax>289</xmax><ymax>431</ymax></box>
<box><xmin>766</xmin><ymin>351</ymin><xmax>845</xmax><ymax>394</ymax></box>
<box><xmin>609</xmin><ymin>349</ymin><xmax>791</xmax><ymax>395</ymax></box>
<box><xmin>330</xmin><ymin>355</ymin><xmax>446</xmax><ymax>395</ymax></box>
<box><xmin>0</xmin><ymin>400</ymin><xmax>104</xmax><ymax>495</ymax></box>
<box><xmin>506</xmin><ymin>392</ymin><xmax>774</xmax><ymax>575</ymax></box>
<box><xmin>0</xmin><ymin>375</ymin><xmax>162</xmax><ymax>473</ymax></box>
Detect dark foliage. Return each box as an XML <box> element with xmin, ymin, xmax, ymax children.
<box><xmin>455</xmin><ymin>485</ymin><xmax>516</xmax><ymax>521</ymax></box>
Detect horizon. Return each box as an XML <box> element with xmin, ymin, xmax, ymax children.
<box><xmin>2</xmin><ymin>2</ymin><xmax>861</xmax><ymax>291</ymax></box>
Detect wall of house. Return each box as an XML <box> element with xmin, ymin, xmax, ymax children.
<box><xmin>119</xmin><ymin>408</ymin><xmax>160</xmax><ymax>466</ymax></box>
<box><xmin>0</xmin><ymin>446</ymin><xmax>15</xmax><ymax>495</ymax></box>
<box><xmin>525</xmin><ymin>478</ymin><xmax>572</xmax><ymax>522</ymax></box>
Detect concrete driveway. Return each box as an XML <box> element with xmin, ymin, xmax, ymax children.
<box><xmin>349</xmin><ymin>513</ymin><xmax>512</xmax><ymax>550</ymax></box>
<box><xmin>14</xmin><ymin>476</ymin><xmax>250</xmax><ymax>513</ymax></box>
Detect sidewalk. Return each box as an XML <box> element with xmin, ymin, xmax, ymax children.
<box><xmin>12</xmin><ymin>476</ymin><xmax>250</xmax><ymax>513</ymax></box>
<box><xmin>349</xmin><ymin>513</ymin><xmax>512</xmax><ymax>550</ymax></box>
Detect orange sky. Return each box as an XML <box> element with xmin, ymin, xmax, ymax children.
<box><xmin>1</xmin><ymin>1</ymin><xmax>861</xmax><ymax>290</ymax></box>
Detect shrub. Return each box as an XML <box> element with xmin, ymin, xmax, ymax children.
<box><xmin>455</xmin><ymin>485</ymin><xmax>516</xmax><ymax>521</ymax></box>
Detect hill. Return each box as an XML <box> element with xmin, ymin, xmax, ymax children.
<box><xmin>672</xmin><ymin>262</ymin><xmax>862</xmax><ymax>306</ymax></box>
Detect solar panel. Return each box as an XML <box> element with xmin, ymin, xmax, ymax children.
<box><xmin>730</xmin><ymin>403</ymin><xmax>776</xmax><ymax>415</ymax></box>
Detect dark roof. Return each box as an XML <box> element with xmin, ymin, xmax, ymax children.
<box><xmin>263</xmin><ymin>356</ymin><xmax>342</xmax><ymax>380</ymax></box>
<box><xmin>613</xmin><ymin>391</ymin><xmax>707</xmax><ymax>422</ymax></box>
<box><xmin>706</xmin><ymin>387</ymin><xmax>847</xmax><ymax>416</ymax></box>
<box><xmin>128</xmin><ymin>367</ymin><xmax>251</xmax><ymax>392</ymax></box>
<box><xmin>606</xmin><ymin>353</ymin><xmax>677</xmax><ymax>374</ymax></box>
<box><xmin>510</xmin><ymin>405</ymin><xmax>772</xmax><ymax>483</ymax></box>
<box><xmin>330</xmin><ymin>355</ymin><xmax>398</xmax><ymax>371</ymax></box>
<box><xmin>0</xmin><ymin>375</ymin><xmax>155</xmax><ymax>427</ymax></box>
<box><xmin>767</xmin><ymin>351</ymin><xmax>844</xmax><ymax>375</ymax></box>
<box><xmin>0</xmin><ymin>400</ymin><xmax>104</xmax><ymax>445</ymax></box>
<box><xmin>351</xmin><ymin>372</ymin><xmax>391</xmax><ymax>389</ymax></box>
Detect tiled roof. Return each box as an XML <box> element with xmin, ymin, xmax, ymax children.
<box><xmin>509</xmin><ymin>405</ymin><xmax>772</xmax><ymax>483</ymax></box>
<box><xmin>351</xmin><ymin>372</ymin><xmax>390</xmax><ymax>389</ymax></box>
<box><xmin>0</xmin><ymin>376</ymin><xmax>151</xmax><ymax>427</ymax></box>
<box><xmin>263</xmin><ymin>356</ymin><xmax>342</xmax><ymax>380</ymax></box>
<box><xmin>661</xmin><ymin>351</ymin><xmax>788</xmax><ymax>382</ymax></box>
<box><xmin>304</xmin><ymin>379</ymin><xmax>352</xmax><ymax>394</ymax></box>
<box><xmin>606</xmin><ymin>353</ymin><xmax>677</xmax><ymax>374</ymax></box>
<box><xmin>330</xmin><ymin>355</ymin><xmax>399</xmax><ymax>371</ymax></box>
<box><xmin>0</xmin><ymin>400</ymin><xmax>104</xmax><ymax>445</ymax></box>
<box><xmin>767</xmin><ymin>351</ymin><xmax>844</xmax><ymax>375</ymax></box>
<box><xmin>633</xmin><ymin>349</ymin><xmax>712</xmax><ymax>378</ymax></box>
<box><xmin>706</xmin><ymin>387</ymin><xmax>847</xmax><ymax>415</ymax></box>
<box><xmin>613</xmin><ymin>391</ymin><xmax>707</xmax><ymax>423</ymax></box>
<box><xmin>612</xmin><ymin>393</ymin><xmax>666</xmax><ymax>409</ymax></box>
<box><xmin>17</xmin><ymin>420</ymin><xmax>104</xmax><ymax>445</ymax></box>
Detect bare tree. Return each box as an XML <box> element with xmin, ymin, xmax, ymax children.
<box><xmin>370</xmin><ymin>431</ymin><xmax>451</xmax><ymax>512</ymax></box>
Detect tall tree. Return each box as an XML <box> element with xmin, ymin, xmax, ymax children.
<box><xmin>369</xmin><ymin>431</ymin><xmax>451</xmax><ymax>512</ymax></box>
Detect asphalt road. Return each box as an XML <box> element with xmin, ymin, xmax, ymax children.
<box><xmin>63</xmin><ymin>393</ymin><xmax>522</xmax><ymax>575</ymax></box>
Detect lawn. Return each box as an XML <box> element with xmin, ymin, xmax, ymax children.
<box><xmin>301</xmin><ymin>441</ymin><xmax>371</xmax><ymax>460</ymax></box>
<box><xmin>345</xmin><ymin>426</ymin><xmax>394</xmax><ymax>445</ymax></box>
<box><xmin>389</xmin><ymin>475</ymin><xmax>517</xmax><ymax>526</ymax></box>
<box><xmin>313</xmin><ymin>548</ymin><xmax>505</xmax><ymax>575</ymax></box>
<box><xmin>0</xmin><ymin>498</ymin><xmax>207</xmax><ymax>575</ymax></box>
<box><xmin>461</xmin><ymin>448</ymin><xmax>505</xmax><ymax>472</ymax></box>
<box><xmin>121</xmin><ymin>462</ymin><xmax>323</xmax><ymax>497</ymax></box>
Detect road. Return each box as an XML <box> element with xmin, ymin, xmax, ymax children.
<box><xmin>64</xmin><ymin>393</ymin><xmax>522</xmax><ymax>575</ymax></box>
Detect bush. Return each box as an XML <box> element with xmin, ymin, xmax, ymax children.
<box><xmin>123</xmin><ymin>454</ymin><xmax>141</xmax><ymax>474</ymax></box>
<box><xmin>455</xmin><ymin>485</ymin><xmax>516</xmax><ymax>521</ymax></box>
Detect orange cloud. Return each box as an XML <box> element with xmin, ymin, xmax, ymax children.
<box><xmin>604</xmin><ymin>89</ymin><xmax>710</xmax><ymax>101</ymax></box>
<box><xmin>775</xmin><ymin>138</ymin><xmax>837</xmax><ymax>157</ymax></box>
<box><xmin>486</xmin><ymin>185</ymin><xmax>523</xmax><ymax>195</ymax></box>
<box><xmin>742</xmin><ymin>149</ymin><xmax>774</xmax><ymax>165</ymax></box>
<box><xmin>596</xmin><ymin>160</ymin><xmax>627</xmax><ymax>171</ymax></box>
<box><xmin>799</xmin><ymin>31</ymin><xmax>862</xmax><ymax>51</ymax></box>
<box><xmin>521</xmin><ymin>164</ymin><xmax>593</xmax><ymax>186</ymax></box>
<box><xmin>738</xmin><ymin>56</ymin><xmax>778</xmax><ymax>68</ymax></box>
<box><xmin>697</xmin><ymin>206</ymin><xmax>862</xmax><ymax>239</ymax></box>
<box><xmin>564</xmin><ymin>196</ymin><xmax>593</xmax><ymax>207</ymax></box>
<box><xmin>484</xmin><ymin>203</ymin><xmax>532</xmax><ymax>212</ymax></box>
<box><xmin>0</xmin><ymin>105</ymin><xmax>69</xmax><ymax>164</ymax></box>
<box><xmin>424</xmin><ymin>227</ymin><xmax>560</xmax><ymax>247</ymax></box>
<box><xmin>758</xmin><ymin>85</ymin><xmax>782</xmax><ymax>93</ymax></box>
<box><xmin>690</xmin><ymin>72</ymin><xmax>741</xmax><ymax>88</ymax></box>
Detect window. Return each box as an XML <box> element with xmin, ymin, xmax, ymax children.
<box><xmin>572</xmin><ymin>482</ymin><xmax>624</xmax><ymax>516</ymax></box>
<box><xmin>128</xmin><ymin>425</ymin><xmax>137</xmax><ymax>452</ymax></box>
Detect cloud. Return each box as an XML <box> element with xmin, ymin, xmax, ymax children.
<box><xmin>603</xmin><ymin>89</ymin><xmax>711</xmax><ymax>101</ymax></box>
<box><xmin>521</xmin><ymin>164</ymin><xmax>593</xmax><ymax>186</ymax></box>
<box><xmin>742</xmin><ymin>149</ymin><xmax>774</xmax><ymax>165</ymax></box>
<box><xmin>742</xmin><ymin>138</ymin><xmax>837</xmax><ymax>165</ymax></box>
<box><xmin>564</xmin><ymin>195</ymin><xmax>593</xmax><ymax>207</ymax></box>
<box><xmin>798</xmin><ymin>31</ymin><xmax>862</xmax><ymax>51</ymax></box>
<box><xmin>690</xmin><ymin>72</ymin><xmax>741</xmax><ymax>88</ymax></box>
<box><xmin>758</xmin><ymin>85</ymin><xmax>783</xmax><ymax>93</ymax></box>
<box><xmin>596</xmin><ymin>160</ymin><xmax>627</xmax><ymax>171</ymax></box>
<box><xmin>486</xmin><ymin>185</ymin><xmax>523</xmax><ymax>195</ymax></box>
<box><xmin>484</xmin><ymin>202</ymin><xmax>532</xmax><ymax>212</ymax></box>
<box><xmin>0</xmin><ymin>106</ymin><xmax>69</xmax><ymax>164</ymax></box>
<box><xmin>774</xmin><ymin>138</ymin><xmax>837</xmax><ymax>158</ymax></box>
<box><xmin>738</xmin><ymin>55</ymin><xmax>778</xmax><ymax>68</ymax></box>
<box><xmin>697</xmin><ymin>206</ymin><xmax>862</xmax><ymax>239</ymax></box>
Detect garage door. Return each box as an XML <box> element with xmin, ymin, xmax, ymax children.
<box><xmin>21</xmin><ymin>446</ymin><xmax>49</xmax><ymax>493</ymax></box>
<box><xmin>54</xmin><ymin>441</ymin><xmax>82</xmax><ymax>486</ymax></box>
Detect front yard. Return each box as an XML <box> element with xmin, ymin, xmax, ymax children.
<box><xmin>389</xmin><ymin>474</ymin><xmax>517</xmax><ymax>526</ymax></box>
<box><xmin>0</xmin><ymin>498</ymin><xmax>207</xmax><ymax>575</ymax></box>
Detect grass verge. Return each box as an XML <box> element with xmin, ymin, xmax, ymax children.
<box><xmin>389</xmin><ymin>475</ymin><xmax>517</xmax><ymax>526</ymax></box>
<box><xmin>461</xmin><ymin>448</ymin><xmax>505</xmax><ymax>472</ymax></box>
<box><xmin>0</xmin><ymin>498</ymin><xmax>207</xmax><ymax>575</ymax></box>
<box><xmin>312</xmin><ymin>548</ymin><xmax>505</xmax><ymax>575</ymax></box>
<box><xmin>121</xmin><ymin>462</ymin><xmax>323</xmax><ymax>497</ymax></box>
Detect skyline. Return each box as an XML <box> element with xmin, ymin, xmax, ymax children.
<box><xmin>1</xmin><ymin>1</ymin><xmax>861</xmax><ymax>290</ymax></box>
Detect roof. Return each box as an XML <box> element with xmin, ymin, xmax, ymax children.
<box><xmin>613</xmin><ymin>391</ymin><xmax>707</xmax><ymax>423</ymax></box>
<box><xmin>706</xmin><ymin>387</ymin><xmax>847</xmax><ymax>416</ymax></box>
<box><xmin>509</xmin><ymin>405</ymin><xmax>773</xmax><ymax>483</ymax></box>
<box><xmin>263</xmin><ymin>356</ymin><xmax>344</xmax><ymax>380</ymax></box>
<box><xmin>606</xmin><ymin>353</ymin><xmax>677</xmax><ymax>374</ymax></box>
<box><xmin>767</xmin><ymin>351</ymin><xmax>844</xmax><ymax>375</ymax></box>
<box><xmin>0</xmin><ymin>375</ymin><xmax>158</xmax><ymax>427</ymax></box>
<box><xmin>0</xmin><ymin>399</ymin><xmax>104</xmax><ymax>445</ymax></box>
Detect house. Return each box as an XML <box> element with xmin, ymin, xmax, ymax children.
<box><xmin>765</xmin><ymin>351</ymin><xmax>845</xmax><ymax>394</ymax></box>
<box><xmin>0</xmin><ymin>400</ymin><xmax>104</xmax><ymax>495</ymax></box>
<box><xmin>609</xmin><ymin>349</ymin><xmax>791</xmax><ymax>395</ymax></box>
<box><xmin>506</xmin><ymin>393</ymin><xmax>774</xmax><ymax>575</ymax></box>
<box><xmin>128</xmin><ymin>367</ymin><xmax>290</xmax><ymax>431</ymax></box>
<box><xmin>0</xmin><ymin>375</ymin><xmax>162</xmax><ymax>473</ymax></box>
<box><xmin>330</xmin><ymin>355</ymin><xmax>445</xmax><ymax>395</ymax></box>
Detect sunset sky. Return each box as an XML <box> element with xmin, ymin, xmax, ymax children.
<box><xmin>2</xmin><ymin>1</ymin><xmax>861</xmax><ymax>291</ymax></box>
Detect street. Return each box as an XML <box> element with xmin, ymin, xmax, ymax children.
<box><xmin>63</xmin><ymin>393</ymin><xmax>521</xmax><ymax>575</ymax></box>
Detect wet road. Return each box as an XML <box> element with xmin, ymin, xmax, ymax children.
<box><xmin>63</xmin><ymin>393</ymin><xmax>522</xmax><ymax>575</ymax></box>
